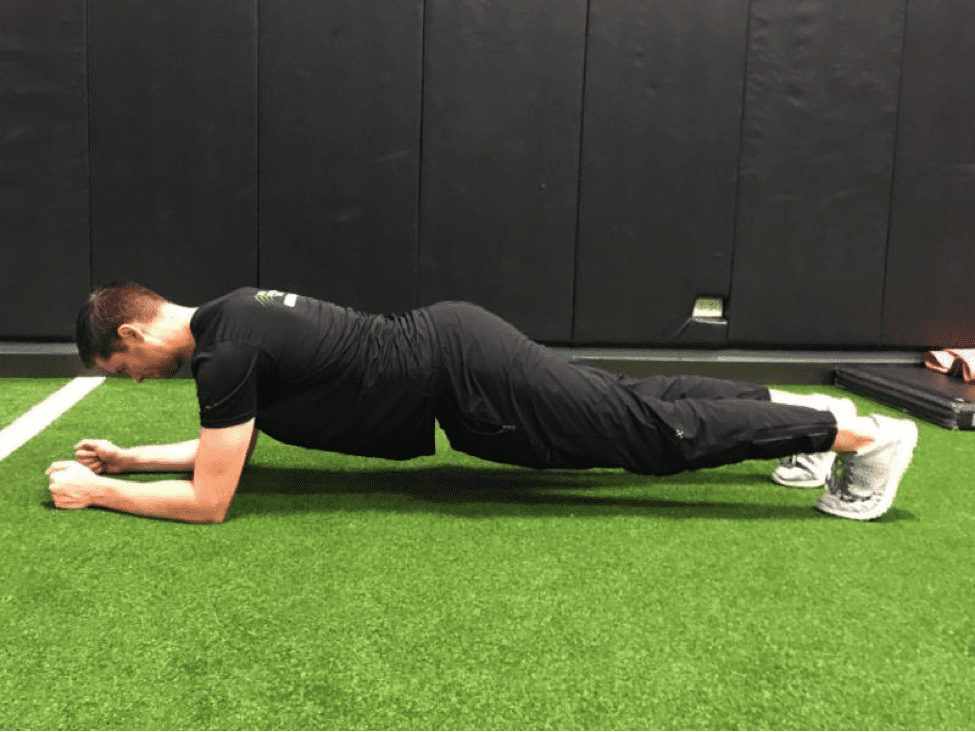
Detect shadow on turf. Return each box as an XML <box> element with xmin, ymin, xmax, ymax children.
<box><xmin>231</xmin><ymin>464</ymin><xmax>917</xmax><ymax>522</ymax></box>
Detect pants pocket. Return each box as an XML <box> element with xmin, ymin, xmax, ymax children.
<box><xmin>436</xmin><ymin>401</ymin><xmax>548</xmax><ymax>469</ymax></box>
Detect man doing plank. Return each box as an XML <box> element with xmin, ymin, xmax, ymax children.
<box><xmin>46</xmin><ymin>282</ymin><xmax>917</xmax><ymax>523</ymax></box>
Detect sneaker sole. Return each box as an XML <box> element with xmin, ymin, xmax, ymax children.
<box><xmin>815</xmin><ymin>418</ymin><xmax>919</xmax><ymax>520</ymax></box>
<box><xmin>772</xmin><ymin>473</ymin><xmax>827</xmax><ymax>489</ymax></box>
<box><xmin>771</xmin><ymin>451</ymin><xmax>837</xmax><ymax>489</ymax></box>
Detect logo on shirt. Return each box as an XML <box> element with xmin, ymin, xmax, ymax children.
<box><xmin>255</xmin><ymin>290</ymin><xmax>297</xmax><ymax>307</ymax></box>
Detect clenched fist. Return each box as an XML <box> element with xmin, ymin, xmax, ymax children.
<box><xmin>74</xmin><ymin>439</ymin><xmax>129</xmax><ymax>475</ymax></box>
<box><xmin>46</xmin><ymin>461</ymin><xmax>100</xmax><ymax>509</ymax></box>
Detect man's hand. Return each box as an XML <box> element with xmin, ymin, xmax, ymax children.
<box><xmin>74</xmin><ymin>439</ymin><xmax>129</xmax><ymax>474</ymax></box>
<box><xmin>46</xmin><ymin>461</ymin><xmax>102</xmax><ymax>510</ymax></box>
<box><xmin>44</xmin><ymin>421</ymin><xmax>254</xmax><ymax>523</ymax></box>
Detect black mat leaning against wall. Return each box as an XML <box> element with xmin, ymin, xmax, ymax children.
<box><xmin>835</xmin><ymin>365</ymin><xmax>975</xmax><ymax>430</ymax></box>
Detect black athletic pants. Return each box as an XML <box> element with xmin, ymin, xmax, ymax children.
<box><xmin>426</xmin><ymin>302</ymin><xmax>837</xmax><ymax>475</ymax></box>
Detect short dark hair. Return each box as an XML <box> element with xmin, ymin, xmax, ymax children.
<box><xmin>76</xmin><ymin>281</ymin><xmax>168</xmax><ymax>368</ymax></box>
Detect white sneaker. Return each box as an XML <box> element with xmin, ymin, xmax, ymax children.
<box><xmin>815</xmin><ymin>414</ymin><xmax>918</xmax><ymax>520</ymax></box>
<box><xmin>771</xmin><ymin>396</ymin><xmax>857</xmax><ymax>488</ymax></box>
<box><xmin>772</xmin><ymin>452</ymin><xmax>837</xmax><ymax>488</ymax></box>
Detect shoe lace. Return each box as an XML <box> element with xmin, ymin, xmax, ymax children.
<box><xmin>779</xmin><ymin>452</ymin><xmax>825</xmax><ymax>475</ymax></box>
<box><xmin>825</xmin><ymin>453</ymin><xmax>854</xmax><ymax>500</ymax></box>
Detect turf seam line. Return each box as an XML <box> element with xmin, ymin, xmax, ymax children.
<box><xmin>0</xmin><ymin>377</ymin><xmax>106</xmax><ymax>462</ymax></box>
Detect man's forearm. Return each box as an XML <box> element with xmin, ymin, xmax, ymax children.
<box><xmin>122</xmin><ymin>440</ymin><xmax>200</xmax><ymax>472</ymax></box>
<box><xmin>90</xmin><ymin>474</ymin><xmax>226</xmax><ymax>523</ymax></box>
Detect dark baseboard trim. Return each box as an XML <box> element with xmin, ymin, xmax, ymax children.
<box><xmin>0</xmin><ymin>343</ymin><xmax>102</xmax><ymax>378</ymax></box>
<box><xmin>551</xmin><ymin>347</ymin><xmax>924</xmax><ymax>385</ymax></box>
<box><xmin>1</xmin><ymin>342</ymin><xmax>924</xmax><ymax>384</ymax></box>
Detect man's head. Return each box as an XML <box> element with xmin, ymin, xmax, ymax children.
<box><xmin>76</xmin><ymin>282</ymin><xmax>189</xmax><ymax>381</ymax></box>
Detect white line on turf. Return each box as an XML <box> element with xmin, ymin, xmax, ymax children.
<box><xmin>0</xmin><ymin>376</ymin><xmax>106</xmax><ymax>462</ymax></box>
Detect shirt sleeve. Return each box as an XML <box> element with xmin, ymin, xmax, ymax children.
<box><xmin>192</xmin><ymin>340</ymin><xmax>264</xmax><ymax>429</ymax></box>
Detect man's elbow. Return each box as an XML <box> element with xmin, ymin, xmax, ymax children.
<box><xmin>197</xmin><ymin>510</ymin><xmax>228</xmax><ymax>524</ymax></box>
<box><xmin>188</xmin><ymin>477</ymin><xmax>237</xmax><ymax>523</ymax></box>
<box><xmin>193</xmin><ymin>498</ymin><xmax>231</xmax><ymax>524</ymax></box>
<box><xmin>205</xmin><ymin>504</ymin><xmax>230</xmax><ymax>523</ymax></box>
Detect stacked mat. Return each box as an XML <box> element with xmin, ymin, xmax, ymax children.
<box><xmin>835</xmin><ymin>364</ymin><xmax>975</xmax><ymax>430</ymax></box>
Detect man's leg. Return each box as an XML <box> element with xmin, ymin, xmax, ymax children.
<box><xmin>427</xmin><ymin>302</ymin><xmax>839</xmax><ymax>475</ymax></box>
<box><xmin>557</xmin><ymin>382</ymin><xmax>915</xmax><ymax>522</ymax></box>
<box><xmin>623</xmin><ymin>395</ymin><xmax>838</xmax><ymax>475</ymax></box>
<box><xmin>768</xmin><ymin>389</ymin><xmax>859</xmax><ymax>487</ymax></box>
<box><xmin>428</xmin><ymin>301</ymin><xmax>568</xmax><ymax>469</ymax></box>
<box><xmin>426</xmin><ymin>301</ymin><xmax>917</xmax><ymax>519</ymax></box>
<box><xmin>601</xmin><ymin>371</ymin><xmax>770</xmax><ymax>403</ymax></box>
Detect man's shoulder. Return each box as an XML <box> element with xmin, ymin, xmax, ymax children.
<box><xmin>204</xmin><ymin>287</ymin><xmax>318</xmax><ymax>317</ymax></box>
<box><xmin>193</xmin><ymin>288</ymin><xmax>268</xmax><ymax>332</ymax></box>
<box><xmin>208</xmin><ymin>287</ymin><xmax>262</xmax><ymax>313</ymax></box>
<box><xmin>191</xmin><ymin>288</ymin><xmax>272</xmax><ymax>364</ymax></box>
<box><xmin>192</xmin><ymin>286</ymin><xmax>328</xmax><ymax>364</ymax></box>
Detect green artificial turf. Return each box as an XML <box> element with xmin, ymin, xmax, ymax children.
<box><xmin>0</xmin><ymin>378</ymin><xmax>69</xmax><ymax>430</ymax></box>
<box><xmin>1</xmin><ymin>378</ymin><xmax>973</xmax><ymax>730</ymax></box>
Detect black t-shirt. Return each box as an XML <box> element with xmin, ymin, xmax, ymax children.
<box><xmin>189</xmin><ymin>288</ymin><xmax>438</xmax><ymax>460</ymax></box>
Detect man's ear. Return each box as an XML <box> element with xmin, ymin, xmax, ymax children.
<box><xmin>116</xmin><ymin>323</ymin><xmax>145</xmax><ymax>343</ymax></box>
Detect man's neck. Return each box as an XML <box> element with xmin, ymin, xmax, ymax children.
<box><xmin>157</xmin><ymin>303</ymin><xmax>198</xmax><ymax>361</ymax></box>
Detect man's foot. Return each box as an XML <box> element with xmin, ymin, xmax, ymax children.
<box><xmin>772</xmin><ymin>452</ymin><xmax>837</xmax><ymax>488</ymax></box>
<box><xmin>815</xmin><ymin>414</ymin><xmax>918</xmax><ymax>520</ymax></box>
<box><xmin>771</xmin><ymin>396</ymin><xmax>858</xmax><ymax>488</ymax></box>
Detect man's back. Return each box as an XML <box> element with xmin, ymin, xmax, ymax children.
<box><xmin>190</xmin><ymin>288</ymin><xmax>439</xmax><ymax>459</ymax></box>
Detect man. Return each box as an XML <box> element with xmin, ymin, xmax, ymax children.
<box><xmin>47</xmin><ymin>282</ymin><xmax>918</xmax><ymax>523</ymax></box>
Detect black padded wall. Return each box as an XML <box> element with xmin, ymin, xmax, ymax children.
<box><xmin>0</xmin><ymin>0</ymin><xmax>90</xmax><ymax>338</ymax></box>
<box><xmin>88</xmin><ymin>0</ymin><xmax>258</xmax><ymax>306</ymax></box>
<box><xmin>9</xmin><ymin>0</ymin><xmax>975</xmax><ymax>348</ymax></box>
<box><xmin>418</xmin><ymin>0</ymin><xmax>587</xmax><ymax>341</ymax></box>
<box><xmin>883</xmin><ymin>0</ymin><xmax>975</xmax><ymax>348</ymax></box>
<box><xmin>573</xmin><ymin>0</ymin><xmax>750</xmax><ymax>345</ymax></box>
<box><xmin>728</xmin><ymin>0</ymin><xmax>906</xmax><ymax>346</ymax></box>
<box><xmin>259</xmin><ymin>0</ymin><xmax>423</xmax><ymax>313</ymax></box>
